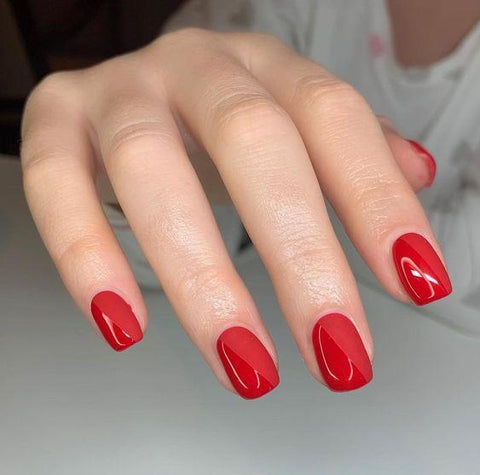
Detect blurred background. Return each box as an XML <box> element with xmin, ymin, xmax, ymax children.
<box><xmin>0</xmin><ymin>0</ymin><xmax>185</xmax><ymax>155</ymax></box>
<box><xmin>1</xmin><ymin>2</ymin><xmax>480</xmax><ymax>473</ymax></box>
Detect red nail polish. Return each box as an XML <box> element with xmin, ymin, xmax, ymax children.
<box><xmin>90</xmin><ymin>291</ymin><xmax>143</xmax><ymax>351</ymax></box>
<box><xmin>312</xmin><ymin>313</ymin><xmax>372</xmax><ymax>392</ymax></box>
<box><xmin>393</xmin><ymin>233</ymin><xmax>452</xmax><ymax>305</ymax></box>
<box><xmin>408</xmin><ymin>140</ymin><xmax>436</xmax><ymax>187</ymax></box>
<box><xmin>217</xmin><ymin>327</ymin><xmax>279</xmax><ymax>399</ymax></box>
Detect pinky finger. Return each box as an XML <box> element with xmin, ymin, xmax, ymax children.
<box><xmin>378</xmin><ymin>117</ymin><xmax>436</xmax><ymax>192</ymax></box>
<box><xmin>21</xmin><ymin>76</ymin><xmax>147</xmax><ymax>351</ymax></box>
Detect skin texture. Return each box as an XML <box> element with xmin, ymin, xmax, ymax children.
<box><xmin>20</xmin><ymin>4</ymin><xmax>466</xmax><ymax>397</ymax></box>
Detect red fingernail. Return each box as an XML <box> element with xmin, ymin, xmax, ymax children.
<box><xmin>217</xmin><ymin>327</ymin><xmax>279</xmax><ymax>399</ymax></box>
<box><xmin>312</xmin><ymin>313</ymin><xmax>372</xmax><ymax>392</ymax></box>
<box><xmin>408</xmin><ymin>140</ymin><xmax>436</xmax><ymax>187</ymax></box>
<box><xmin>393</xmin><ymin>233</ymin><xmax>452</xmax><ymax>305</ymax></box>
<box><xmin>90</xmin><ymin>291</ymin><xmax>143</xmax><ymax>351</ymax></box>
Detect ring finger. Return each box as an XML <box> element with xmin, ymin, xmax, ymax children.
<box><xmin>86</xmin><ymin>64</ymin><xmax>280</xmax><ymax>399</ymax></box>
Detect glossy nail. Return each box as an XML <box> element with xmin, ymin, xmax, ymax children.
<box><xmin>393</xmin><ymin>233</ymin><xmax>452</xmax><ymax>305</ymax></box>
<box><xmin>217</xmin><ymin>327</ymin><xmax>279</xmax><ymax>399</ymax></box>
<box><xmin>90</xmin><ymin>291</ymin><xmax>143</xmax><ymax>351</ymax></box>
<box><xmin>312</xmin><ymin>313</ymin><xmax>372</xmax><ymax>392</ymax></box>
<box><xmin>408</xmin><ymin>140</ymin><xmax>436</xmax><ymax>187</ymax></box>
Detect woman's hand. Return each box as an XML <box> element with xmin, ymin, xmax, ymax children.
<box><xmin>21</xmin><ymin>29</ymin><xmax>450</xmax><ymax>398</ymax></box>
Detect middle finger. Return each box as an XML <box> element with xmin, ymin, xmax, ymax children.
<box><xmin>164</xmin><ymin>32</ymin><xmax>374</xmax><ymax>391</ymax></box>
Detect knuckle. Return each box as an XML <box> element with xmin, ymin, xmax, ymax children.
<box><xmin>347</xmin><ymin>173</ymin><xmax>407</xmax><ymax>238</ymax></box>
<box><xmin>86</xmin><ymin>52</ymin><xmax>154</xmax><ymax>89</ymax></box>
<box><xmin>174</xmin><ymin>262</ymin><xmax>241</xmax><ymax>328</ymax></box>
<box><xmin>22</xmin><ymin>146</ymin><xmax>69</xmax><ymax>195</ymax></box>
<box><xmin>249</xmin><ymin>31</ymin><xmax>283</xmax><ymax>50</ymax></box>
<box><xmin>143</xmin><ymin>192</ymin><xmax>193</xmax><ymax>247</ymax></box>
<box><xmin>155</xmin><ymin>27</ymin><xmax>211</xmax><ymax>53</ymax></box>
<box><xmin>107</xmin><ymin>119</ymin><xmax>177</xmax><ymax>166</ymax></box>
<box><xmin>273</xmin><ymin>231</ymin><xmax>343</xmax><ymax>294</ymax></box>
<box><xmin>211</xmin><ymin>93</ymin><xmax>288</xmax><ymax>147</ymax></box>
<box><xmin>29</xmin><ymin>72</ymin><xmax>71</xmax><ymax>99</ymax></box>
<box><xmin>293</xmin><ymin>75</ymin><xmax>366</xmax><ymax>115</ymax></box>
<box><xmin>275</xmin><ymin>231</ymin><xmax>328</xmax><ymax>270</ymax></box>
<box><xmin>22</xmin><ymin>71</ymin><xmax>79</xmax><ymax>139</ymax></box>
<box><xmin>167</xmin><ymin>26</ymin><xmax>208</xmax><ymax>41</ymax></box>
<box><xmin>56</xmin><ymin>233</ymin><xmax>106</xmax><ymax>272</ymax></box>
<box><xmin>175</xmin><ymin>262</ymin><xmax>234</xmax><ymax>308</ymax></box>
<box><xmin>24</xmin><ymin>72</ymin><xmax>75</xmax><ymax>114</ymax></box>
<box><xmin>358</xmin><ymin>183</ymin><xmax>405</xmax><ymax>212</ymax></box>
<box><xmin>347</xmin><ymin>162</ymin><xmax>402</xmax><ymax>205</ymax></box>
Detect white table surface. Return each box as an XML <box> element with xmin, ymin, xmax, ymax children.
<box><xmin>1</xmin><ymin>157</ymin><xmax>479</xmax><ymax>475</ymax></box>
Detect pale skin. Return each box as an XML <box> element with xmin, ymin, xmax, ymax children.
<box><xmin>20</xmin><ymin>1</ymin><xmax>479</xmax><ymax>395</ymax></box>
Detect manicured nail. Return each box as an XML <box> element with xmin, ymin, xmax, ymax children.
<box><xmin>312</xmin><ymin>313</ymin><xmax>372</xmax><ymax>392</ymax></box>
<box><xmin>393</xmin><ymin>233</ymin><xmax>452</xmax><ymax>305</ymax></box>
<box><xmin>408</xmin><ymin>140</ymin><xmax>436</xmax><ymax>187</ymax></box>
<box><xmin>217</xmin><ymin>327</ymin><xmax>279</xmax><ymax>399</ymax></box>
<box><xmin>90</xmin><ymin>291</ymin><xmax>143</xmax><ymax>351</ymax></box>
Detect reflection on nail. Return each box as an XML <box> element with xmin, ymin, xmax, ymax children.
<box><xmin>393</xmin><ymin>233</ymin><xmax>452</xmax><ymax>305</ymax></box>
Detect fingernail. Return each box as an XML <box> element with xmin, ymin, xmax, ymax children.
<box><xmin>393</xmin><ymin>233</ymin><xmax>452</xmax><ymax>305</ymax></box>
<box><xmin>90</xmin><ymin>291</ymin><xmax>143</xmax><ymax>351</ymax></box>
<box><xmin>312</xmin><ymin>313</ymin><xmax>372</xmax><ymax>392</ymax></box>
<box><xmin>217</xmin><ymin>327</ymin><xmax>279</xmax><ymax>399</ymax></box>
<box><xmin>407</xmin><ymin>140</ymin><xmax>436</xmax><ymax>187</ymax></box>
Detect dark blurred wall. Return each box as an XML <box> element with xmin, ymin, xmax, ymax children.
<box><xmin>0</xmin><ymin>0</ymin><xmax>185</xmax><ymax>155</ymax></box>
<box><xmin>27</xmin><ymin>0</ymin><xmax>184</xmax><ymax>56</ymax></box>
<box><xmin>1</xmin><ymin>0</ymin><xmax>185</xmax><ymax>94</ymax></box>
<box><xmin>0</xmin><ymin>1</ymin><xmax>35</xmax><ymax>98</ymax></box>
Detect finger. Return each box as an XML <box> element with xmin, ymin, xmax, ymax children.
<box><xmin>85</xmin><ymin>64</ymin><xmax>279</xmax><ymax>399</ymax></box>
<box><xmin>246</xmin><ymin>35</ymin><xmax>452</xmax><ymax>306</ymax></box>
<box><xmin>162</xmin><ymin>30</ymin><xmax>374</xmax><ymax>391</ymax></box>
<box><xmin>378</xmin><ymin>117</ymin><xmax>436</xmax><ymax>191</ymax></box>
<box><xmin>21</xmin><ymin>73</ymin><xmax>146</xmax><ymax>351</ymax></box>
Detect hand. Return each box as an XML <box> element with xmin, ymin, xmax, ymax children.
<box><xmin>21</xmin><ymin>28</ymin><xmax>450</xmax><ymax>398</ymax></box>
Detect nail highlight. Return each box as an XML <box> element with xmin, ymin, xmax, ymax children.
<box><xmin>90</xmin><ymin>291</ymin><xmax>143</xmax><ymax>351</ymax></box>
<box><xmin>312</xmin><ymin>313</ymin><xmax>372</xmax><ymax>392</ymax></box>
<box><xmin>408</xmin><ymin>140</ymin><xmax>436</xmax><ymax>187</ymax></box>
<box><xmin>393</xmin><ymin>233</ymin><xmax>452</xmax><ymax>305</ymax></box>
<box><xmin>217</xmin><ymin>327</ymin><xmax>279</xmax><ymax>399</ymax></box>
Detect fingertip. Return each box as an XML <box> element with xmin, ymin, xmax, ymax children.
<box><xmin>380</xmin><ymin>119</ymin><xmax>436</xmax><ymax>191</ymax></box>
<box><xmin>90</xmin><ymin>290</ymin><xmax>145</xmax><ymax>351</ymax></box>
<box><xmin>216</xmin><ymin>326</ymin><xmax>280</xmax><ymax>399</ymax></box>
<box><xmin>406</xmin><ymin>140</ymin><xmax>436</xmax><ymax>188</ymax></box>
<box><xmin>310</xmin><ymin>312</ymin><xmax>374</xmax><ymax>392</ymax></box>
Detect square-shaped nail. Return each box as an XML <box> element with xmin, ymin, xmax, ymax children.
<box><xmin>312</xmin><ymin>313</ymin><xmax>372</xmax><ymax>392</ymax></box>
<box><xmin>392</xmin><ymin>233</ymin><xmax>452</xmax><ymax>305</ymax></box>
<box><xmin>217</xmin><ymin>327</ymin><xmax>279</xmax><ymax>399</ymax></box>
<box><xmin>90</xmin><ymin>291</ymin><xmax>143</xmax><ymax>351</ymax></box>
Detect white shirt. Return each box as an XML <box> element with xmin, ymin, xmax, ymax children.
<box><xmin>110</xmin><ymin>0</ymin><xmax>480</xmax><ymax>334</ymax></box>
